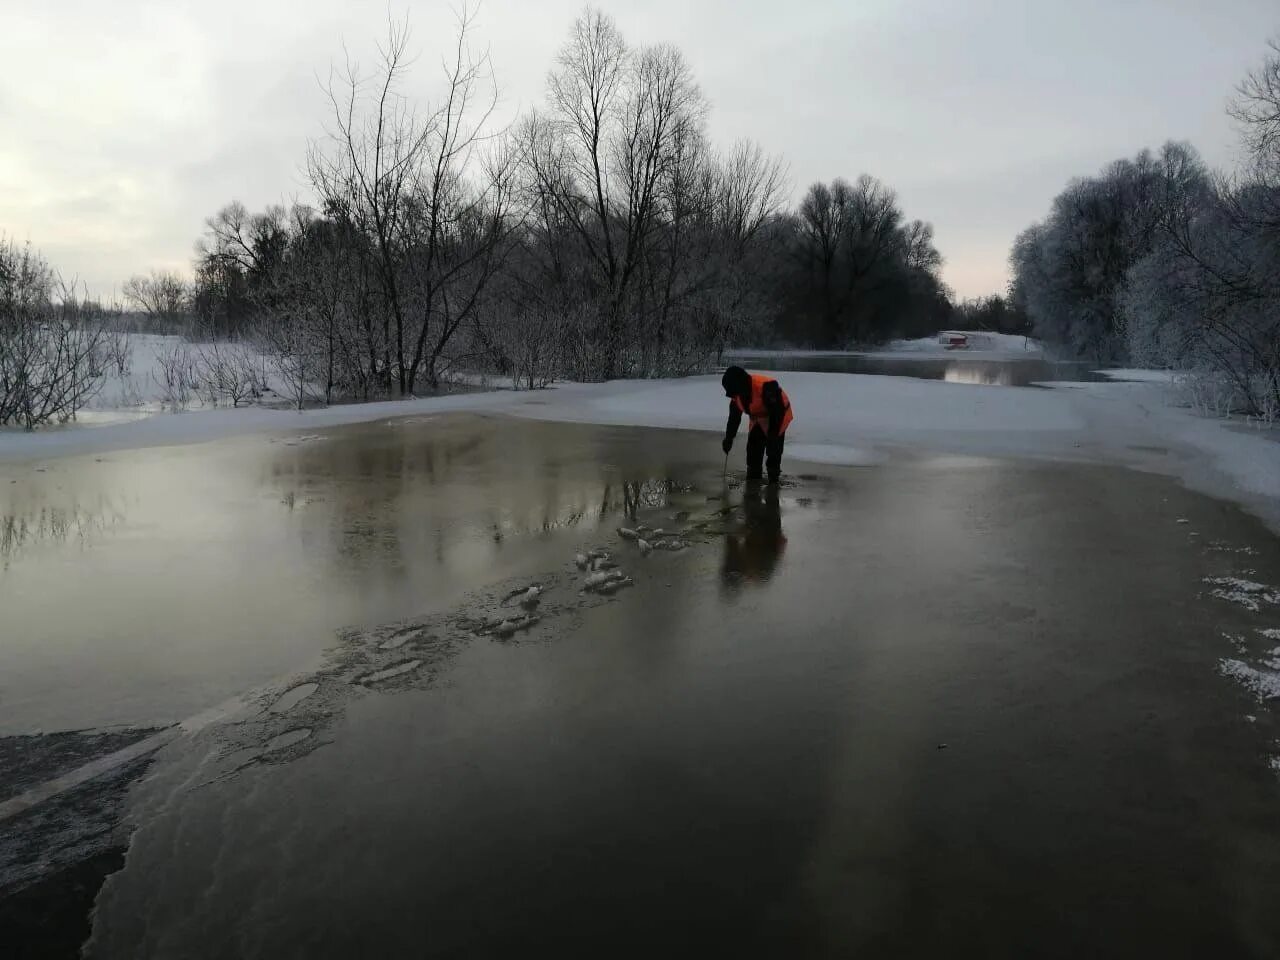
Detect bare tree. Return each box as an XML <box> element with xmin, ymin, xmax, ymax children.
<box><xmin>512</xmin><ymin>9</ymin><xmax>786</xmax><ymax>377</ymax></box>
<box><xmin>308</xmin><ymin>6</ymin><xmax>515</xmax><ymax>396</ymax></box>
<box><xmin>1229</xmin><ymin>37</ymin><xmax>1280</xmax><ymax>183</ymax></box>
<box><xmin>519</xmin><ymin>9</ymin><xmax>709</xmax><ymax>377</ymax></box>
<box><xmin>122</xmin><ymin>269</ymin><xmax>189</xmax><ymax>332</ymax></box>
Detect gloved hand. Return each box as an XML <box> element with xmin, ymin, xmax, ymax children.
<box><xmin>721</xmin><ymin>436</ymin><xmax>733</xmax><ymax>455</ymax></box>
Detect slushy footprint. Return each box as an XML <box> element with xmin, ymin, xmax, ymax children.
<box><xmin>357</xmin><ymin>660</ymin><xmax>424</xmax><ymax>685</ymax></box>
<box><xmin>263</xmin><ymin>728</ymin><xmax>314</xmax><ymax>754</ymax></box>
<box><xmin>380</xmin><ymin>626</ymin><xmax>428</xmax><ymax>650</ymax></box>
<box><xmin>269</xmin><ymin>682</ymin><xmax>319</xmax><ymax>715</ymax></box>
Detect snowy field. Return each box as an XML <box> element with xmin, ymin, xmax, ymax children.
<box><xmin>2</xmin><ymin>336</ymin><xmax>1279</xmax><ymax>532</ymax></box>
<box><xmin>84</xmin><ymin>334</ymin><xmax>285</xmax><ymax>421</ymax></box>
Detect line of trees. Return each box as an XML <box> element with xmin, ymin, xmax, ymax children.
<box><xmin>1011</xmin><ymin>38</ymin><xmax>1280</xmax><ymax>419</ymax></box>
<box><xmin>774</xmin><ymin>175</ymin><xmax>951</xmax><ymax>345</ymax></box>
<box><xmin>144</xmin><ymin>7</ymin><xmax>974</xmax><ymax>408</ymax></box>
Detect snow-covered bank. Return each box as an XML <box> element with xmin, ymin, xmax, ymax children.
<box><xmin>0</xmin><ymin>390</ymin><xmax>523</xmax><ymax>459</ymax></box>
<box><xmin>3</xmin><ymin>366</ymin><xmax>1279</xmax><ymax>533</ymax></box>
<box><xmin>1098</xmin><ymin>368</ymin><xmax>1178</xmax><ymax>383</ymax></box>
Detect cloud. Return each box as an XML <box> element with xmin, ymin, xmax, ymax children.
<box><xmin>2</xmin><ymin>0</ymin><xmax>1276</xmax><ymax>298</ymax></box>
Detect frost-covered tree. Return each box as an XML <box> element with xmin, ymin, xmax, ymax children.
<box><xmin>1112</xmin><ymin>39</ymin><xmax>1280</xmax><ymax>418</ymax></box>
<box><xmin>1009</xmin><ymin>142</ymin><xmax>1210</xmax><ymax>363</ymax></box>
<box><xmin>1123</xmin><ymin>168</ymin><xmax>1280</xmax><ymax>417</ymax></box>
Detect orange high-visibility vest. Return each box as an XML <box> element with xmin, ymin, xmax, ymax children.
<box><xmin>733</xmin><ymin>374</ymin><xmax>794</xmax><ymax>435</ymax></box>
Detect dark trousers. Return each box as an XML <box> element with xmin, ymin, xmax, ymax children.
<box><xmin>746</xmin><ymin>426</ymin><xmax>785</xmax><ymax>481</ymax></box>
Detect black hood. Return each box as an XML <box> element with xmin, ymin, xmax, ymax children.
<box><xmin>722</xmin><ymin>366</ymin><xmax>750</xmax><ymax>397</ymax></box>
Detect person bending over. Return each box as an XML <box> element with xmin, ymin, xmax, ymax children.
<box><xmin>720</xmin><ymin>366</ymin><xmax>794</xmax><ymax>484</ymax></box>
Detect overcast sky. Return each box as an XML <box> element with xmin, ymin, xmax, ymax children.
<box><xmin>2</xmin><ymin>0</ymin><xmax>1276</xmax><ymax>300</ymax></box>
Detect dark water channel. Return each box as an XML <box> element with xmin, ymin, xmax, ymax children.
<box><xmin>727</xmin><ymin>351</ymin><xmax>1103</xmax><ymax>385</ymax></box>
<box><xmin>2</xmin><ymin>416</ymin><xmax>1279</xmax><ymax>957</ymax></box>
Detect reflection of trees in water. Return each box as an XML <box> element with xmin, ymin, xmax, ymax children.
<box><xmin>0</xmin><ymin>499</ymin><xmax>126</xmax><ymax>569</ymax></box>
<box><xmin>621</xmin><ymin>479</ymin><xmax>694</xmax><ymax>519</ymax></box>
<box><xmin>263</xmin><ymin>425</ymin><xmax>702</xmax><ymax>580</ymax></box>
<box><xmin>265</xmin><ymin>432</ymin><xmax>497</xmax><ymax>577</ymax></box>
<box><xmin>485</xmin><ymin>478</ymin><xmax>694</xmax><ymax>543</ymax></box>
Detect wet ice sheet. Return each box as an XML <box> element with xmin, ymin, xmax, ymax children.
<box><xmin>0</xmin><ymin>418</ymin><xmax>731</xmax><ymax>733</ymax></box>
<box><xmin>80</xmin><ymin>453</ymin><xmax>1280</xmax><ymax>957</ymax></box>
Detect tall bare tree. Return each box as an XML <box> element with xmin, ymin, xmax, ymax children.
<box><xmin>308</xmin><ymin>6</ymin><xmax>516</xmax><ymax>395</ymax></box>
<box><xmin>517</xmin><ymin>8</ymin><xmax>784</xmax><ymax>376</ymax></box>
<box><xmin>521</xmin><ymin>10</ymin><xmax>707</xmax><ymax>376</ymax></box>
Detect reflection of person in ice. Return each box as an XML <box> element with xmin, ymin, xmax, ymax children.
<box><xmin>721</xmin><ymin>483</ymin><xmax>786</xmax><ymax>588</ymax></box>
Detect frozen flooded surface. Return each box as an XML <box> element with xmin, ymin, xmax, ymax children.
<box><xmin>3</xmin><ymin>415</ymin><xmax>1280</xmax><ymax>956</ymax></box>
<box><xmin>0</xmin><ymin>415</ymin><xmax>723</xmax><ymax>733</ymax></box>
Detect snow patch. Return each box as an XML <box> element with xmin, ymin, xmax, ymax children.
<box><xmin>1204</xmin><ymin>577</ymin><xmax>1280</xmax><ymax>612</ymax></box>
<box><xmin>1219</xmin><ymin>659</ymin><xmax>1280</xmax><ymax>700</ymax></box>
<box><xmin>587</xmin><ymin>373</ymin><xmax>1083</xmax><ymax>438</ymax></box>
<box><xmin>786</xmin><ymin>443</ymin><xmax>883</xmax><ymax>467</ymax></box>
<box><xmin>1208</xmin><ymin>542</ymin><xmax>1259</xmax><ymax>555</ymax></box>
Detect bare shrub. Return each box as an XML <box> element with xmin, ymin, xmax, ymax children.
<box><xmin>0</xmin><ymin>239</ymin><xmax>110</xmax><ymax>429</ymax></box>
<box><xmin>193</xmin><ymin>341</ymin><xmax>266</xmax><ymax>407</ymax></box>
<box><xmin>475</xmin><ymin>303</ymin><xmax>565</xmax><ymax>390</ymax></box>
<box><xmin>153</xmin><ymin>341</ymin><xmax>197</xmax><ymax>409</ymax></box>
<box><xmin>105</xmin><ymin>330</ymin><xmax>133</xmax><ymax>379</ymax></box>
<box><xmin>1170</xmin><ymin>369</ymin><xmax>1240</xmax><ymax>419</ymax></box>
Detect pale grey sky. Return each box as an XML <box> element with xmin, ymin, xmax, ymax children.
<box><xmin>2</xmin><ymin>0</ymin><xmax>1275</xmax><ymax>300</ymax></box>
